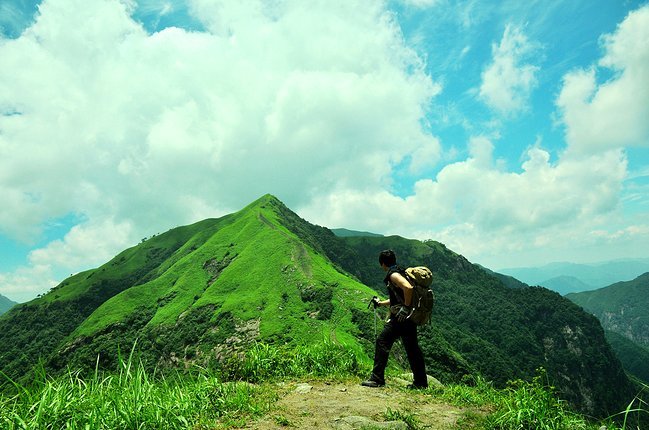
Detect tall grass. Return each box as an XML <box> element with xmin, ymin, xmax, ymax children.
<box><xmin>438</xmin><ymin>370</ymin><xmax>648</xmax><ymax>430</ymax></box>
<box><xmin>486</xmin><ymin>370</ymin><xmax>594</xmax><ymax>430</ymax></box>
<box><xmin>0</xmin><ymin>339</ymin><xmax>366</xmax><ymax>429</ymax></box>
<box><xmin>610</xmin><ymin>381</ymin><xmax>648</xmax><ymax>430</ymax></box>
<box><xmin>0</xmin><ymin>352</ymin><xmax>273</xmax><ymax>429</ymax></box>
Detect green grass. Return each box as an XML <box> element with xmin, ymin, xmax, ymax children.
<box><xmin>0</xmin><ymin>340</ymin><xmax>366</xmax><ymax>429</ymax></box>
<box><xmin>0</xmin><ymin>361</ymin><xmax>274</xmax><ymax>429</ymax></box>
<box><xmin>611</xmin><ymin>381</ymin><xmax>648</xmax><ymax>430</ymax></box>
<box><xmin>1</xmin><ymin>343</ymin><xmax>646</xmax><ymax>430</ymax></box>
<box><xmin>219</xmin><ymin>338</ymin><xmax>369</xmax><ymax>383</ymax></box>
<box><xmin>384</xmin><ymin>407</ymin><xmax>421</xmax><ymax>430</ymax></box>
<box><xmin>436</xmin><ymin>370</ymin><xmax>648</xmax><ymax>430</ymax></box>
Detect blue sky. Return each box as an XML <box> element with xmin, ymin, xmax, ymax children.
<box><xmin>1</xmin><ymin>0</ymin><xmax>648</xmax><ymax>302</ymax></box>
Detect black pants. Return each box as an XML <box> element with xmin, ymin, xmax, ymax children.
<box><xmin>371</xmin><ymin>318</ymin><xmax>428</xmax><ymax>387</ymax></box>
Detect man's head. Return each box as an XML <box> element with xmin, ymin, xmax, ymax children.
<box><xmin>378</xmin><ymin>249</ymin><xmax>397</xmax><ymax>268</ymax></box>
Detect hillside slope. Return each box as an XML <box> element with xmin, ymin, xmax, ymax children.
<box><xmin>0</xmin><ymin>216</ymin><xmax>223</xmax><ymax>378</ymax></box>
<box><xmin>604</xmin><ymin>330</ymin><xmax>649</xmax><ymax>385</ymax></box>
<box><xmin>566</xmin><ymin>272</ymin><xmax>649</xmax><ymax>348</ymax></box>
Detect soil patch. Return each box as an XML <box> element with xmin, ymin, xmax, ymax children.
<box><xmin>243</xmin><ymin>377</ymin><xmax>483</xmax><ymax>429</ymax></box>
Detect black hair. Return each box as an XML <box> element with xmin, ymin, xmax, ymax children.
<box><xmin>378</xmin><ymin>249</ymin><xmax>397</xmax><ymax>267</ymax></box>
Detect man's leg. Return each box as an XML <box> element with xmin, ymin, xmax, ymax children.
<box><xmin>363</xmin><ymin>321</ymin><xmax>399</xmax><ymax>386</ymax></box>
<box><xmin>400</xmin><ymin>321</ymin><xmax>428</xmax><ymax>388</ymax></box>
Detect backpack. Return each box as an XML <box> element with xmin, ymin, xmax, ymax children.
<box><xmin>404</xmin><ymin>266</ymin><xmax>435</xmax><ymax>325</ymax></box>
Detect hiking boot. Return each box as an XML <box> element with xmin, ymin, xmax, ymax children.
<box><xmin>361</xmin><ymin>379</ymin><xmax>385</xmax><ymax>388</ymax></box>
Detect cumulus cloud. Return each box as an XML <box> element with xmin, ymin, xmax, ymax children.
<box><xmin>557</xmin><ymin>5</ymin><xmax>649</xmax><ymax>154</ymax></box>
<box><xmin>0</xmin><ymin>0</ymin><xmax>439</xmax><ymax>236</ymax></box>
<box><xmin>479</xmin><ymin>25</ymin><xmax>539</xmax><ymax>116</ymax></box>
<box><xmin>0</xmin><ymin>0</ymin><xmax>441</xmax><ymax>299</ymax></box>
<box><xmin>301</xmin><ymin>142</ymin><xmax>632</xmax><ymax>267</ymax></box>
<box><xmin>0</xmin><ymin>218</ymin><xmax>133</xmax><ymax>302</ymax></box>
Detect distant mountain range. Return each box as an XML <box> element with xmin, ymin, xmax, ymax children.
<box><xmin>0</xmin><ymin>293</ymin><xmax>17</xmax><ymax>315</ymax></box>
<box><xmin>499</xmin><ymin>259</ymin><xmax>649</xmax><ymax>294</ymax></box>
<box><xmin>0</xmin><ymin>195</ymin><xmax>634</xmax><ymax>417</ymax></box>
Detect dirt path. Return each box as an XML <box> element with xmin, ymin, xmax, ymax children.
<box><xmin>244</xmin><ymin>377</ymin><xmax>482</xmax><ymax>429</ymax></box>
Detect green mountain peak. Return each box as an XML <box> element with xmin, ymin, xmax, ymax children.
<box><xmin>242</xmin><ymin>193</ymin><xmax>285</xmax><ymax>211</ymax></box>
<box><xmin>0</xmin><ymin>196</ymin><xmax>638</xmax><ymax>418</ymax></box>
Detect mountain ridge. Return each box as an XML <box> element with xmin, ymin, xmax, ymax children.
<box><xmin>0</xmin><ymin>194</ymin><xmax>635</xmax><ymax>417</ymax></box>
<box><xmin>499</xmin><ymin>259</ymin><xmax>649</xmax><ymax>293</ymax></box>
<box><xmin>540</xmin><ymin>275</ymin><xmax>593</xmax><ymax>295</ymax></box>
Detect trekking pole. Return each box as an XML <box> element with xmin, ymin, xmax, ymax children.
<box><xmin>373</xmin><ymin>306</ymin><xmax>378</xmax><ymax>341</ymax></box>
<box><xmin>368</xmin><ymin>296</ymin><xmax>379</xmax><ymax>342</ymax></box>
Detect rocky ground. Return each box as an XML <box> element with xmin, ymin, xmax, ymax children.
<box><xmin>243</xmin><ymin>374</ymin><xmax>487</xmax><ymax>429</ymax></box>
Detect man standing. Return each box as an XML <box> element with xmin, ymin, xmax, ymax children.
<box><xmin>361</xmin><ymin>250</ymin><xmax>428</xmax><ymax>389</ymax></box>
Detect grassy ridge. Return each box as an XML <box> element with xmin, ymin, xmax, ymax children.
<box><xmin>48</xmin><ymin>195</ymin><xmax>379</xmax><ymax>377</ymax></box>
<box><xmin>73</xmin><ymin>196</ymin><xmax>375</xmax><ymax>341</ymax></box>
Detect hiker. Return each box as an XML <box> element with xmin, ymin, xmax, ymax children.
<box><xmin>361</xmin><ymin>250</ymin><xmax>428</xmax><ymax>389</ymax></box>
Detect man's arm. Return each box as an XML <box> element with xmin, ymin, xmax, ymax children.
<box><xmin>389</xmin><ymin>272</ymin><xmax>413</xmax><ymax>306</ymax></box>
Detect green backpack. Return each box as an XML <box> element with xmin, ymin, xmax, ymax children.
<box><xmin>404</xmin><ymin>266</ymin><xmax>435</xmax><ymax>326</ymax></box>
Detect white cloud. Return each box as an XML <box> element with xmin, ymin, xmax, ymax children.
<box><xmin>0</xmin><ymin>0</ymin><xmax>439</xmax><ymax>233</ymax></box>
<box><xmin>28</xmin><ymin>219</ymin><xmax>134</xmax><ymax>269</ymax></box>
<box><xmin>479</xmin><ymin>25</ymin><xmax>539</xmax><ymax>116</ymax></box>
<box><xmin>301</xmin><ymin>143</ymin><xmax>631</xmax><ymax>268</ymax></box>
<box><xmin>408</xmin><ymin>137</ymin><xmax>442</xmax><ymax>174</ymax></box>
<box><xmin>0</xmin><ymin>219</ymin><xmax>134</xmax><ymax>302</ymax></box>
<box><xmin>557</xmin><ymin>5</ymin><xmax>649</xmax><ymax>154</ymax></box>
<box><xmin>0</xmin><ymin>0</ymin><xmax>441</xmax><ymax>299</ymax></box>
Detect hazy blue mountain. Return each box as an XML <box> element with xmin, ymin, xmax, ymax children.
<box><xmin>540</xmin><ymin>276</ymin><xmax>593</xmax><ymax>295</ymax></box>
<box><xmin>499</xmin><ymin>259</ymin><xmax>649</xmax><ymax>293</ymax></box>
<box><xmin>478</xmin><ymin>265</ymin><xmax>529</xmax><ymax>289</ymax></box>
<box><xmin>0</xmin><ymin>293</ymin><xmax>17</xmax><ymax>315</ymax></box>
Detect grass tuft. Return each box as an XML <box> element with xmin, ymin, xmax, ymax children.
<box><xmin>384</xmin><ymin>407</ymin><xmax>421</xmax><ymax>430</ymax></box>
<box><xmin>220</xmin><ymin>337</ymin><xmax>367</xmax><ymax>383</ymax></box>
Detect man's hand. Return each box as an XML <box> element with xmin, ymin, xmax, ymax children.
<box><xmin>368</xmin><ymin>296</ymin><xmax>380</xmax><ymax>309</ymax></box>
<box><xmin>395</xmin><ymin>305</ymin><xmax>412</xmax><ymax>322</ymax></box>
